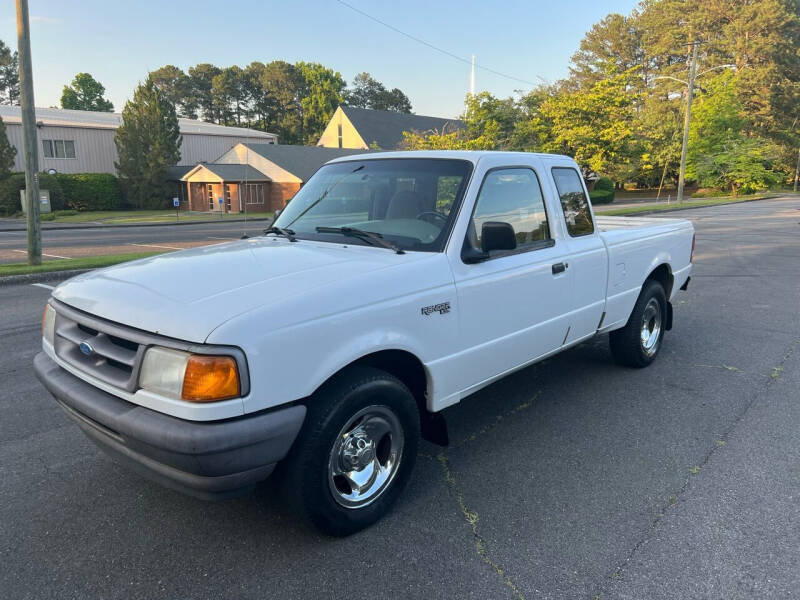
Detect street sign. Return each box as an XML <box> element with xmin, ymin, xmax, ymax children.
<box><xmin>173</xmin><ymin>197</ymin><xmax>180</xmax><ymax>208</ymax></box>
<box><xmin>218</xmin><ymin>196</ymin><xmax>224</xmax><ymax>205</ymax></box>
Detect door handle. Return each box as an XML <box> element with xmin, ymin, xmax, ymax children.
<box><xmin>552</xmin><ymin>262</ymin><xmax>568</xmax><ymax>275</ymax></box>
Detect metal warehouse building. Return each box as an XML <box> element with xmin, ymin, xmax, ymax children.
<box><xmin>0</xmin><ymin>106</ymin><xmax>277</xmax><ymax>175</ymax></box>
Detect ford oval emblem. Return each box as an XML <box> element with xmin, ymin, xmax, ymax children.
<box><xmin>79</xmin><ymin>341</ymin><xmax>94</xmax><ymax>356</ymax></box>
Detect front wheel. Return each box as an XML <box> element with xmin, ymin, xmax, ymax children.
<box><xmin>281</xmin><ymin>366</ymin><xmax>420</xmax><ymax>536</ymax></box>
<box><xmin>609</xmin><ymin>279</ymin><xmax>667</xmax><ymax>368</ymax></box>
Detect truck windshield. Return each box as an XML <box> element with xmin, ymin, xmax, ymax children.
<box><xmin>274</xmin><ymin>158</ymin><xmax>473</xmax><ymax>252</ymax></box>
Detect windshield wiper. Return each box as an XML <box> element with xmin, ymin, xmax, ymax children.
<box><xmin>264</xmin><ymin>226</ymin><xmax>297</xmax><ymax>242</ymax></box>
<box><xmin>315</xmin><ymin>226</ymin><xmax>405</xmax><ymax>255</ymax></box>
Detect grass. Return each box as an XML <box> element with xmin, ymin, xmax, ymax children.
<box><xmin>8</xmin><ymin>209</ymin><xmax>274</xmax><ymax>225</ymax></box>
<box><xmin>0</xmin><ymin>252</ymin><xmax>162</xmax><ymax>277</ymax></box>
<box><xmin>595</xmin><ymin>193</ymin><xmax>775</xmax><ymax>216</ymax></box>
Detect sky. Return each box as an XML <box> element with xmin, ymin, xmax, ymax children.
<box><xmin>0</xmin><ymin>0</ymin><xmax>639</xmax><ymax>119</ymax></box>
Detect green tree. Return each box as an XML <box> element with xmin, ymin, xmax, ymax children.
<box><xmin>346</xmin><ymin>72</ymin><xmax>412</xmax><ymax>113</ymax></box>
<box><xmin>296</xmin><ymin>62</ymin><xmax>347</xmax><ymax>143</ymax></box>
<box><xmin>188</xmin><ymin>63</ymin><xmax>221</xmax><ymax>122</ymax></box>
<box><xmin>148</xmin><ymin>65</ymin><xmax>197</xmax><ymax>118</ymax></box>
<box><xmin>537</xmin><ymin>69</ymin><xmax>640</xmax><ymax>181</ymax></box>
<box><xmin>0</xmin><ymin>40</ymin><xmax>19</xmax><ymax>105</ymax></box>
<box><xmin>0</xmin><ymin>116</ymin><xmax>16</xmax><ymax>174</ymax></box>
<box><xmin>261</xmin><ymin>61</ymin><xmax>304</xmax><ymax>143</ymax></box>
<box><xmin>569</xmin><ymin>13</ymin><xmax>645</xmax><ymax>90</ymax></box>
<box><xmin>212</xmin><ymin>65</ymin><xmax>247</xmax><ymax>126</ymax></box>
<box><xmin>114</xmin><ymin>80</ymin><xmax>181</xmax><ymax>209</ymax></box>
<box><xmin>687</xmin><ymin>72</ymin><xmax>779</xmax><ymax>194</ymax></box>
<box><xmin>60</xmin><ymin>73</ymin><xmax>114</xmax><ymax>112</ymax></box>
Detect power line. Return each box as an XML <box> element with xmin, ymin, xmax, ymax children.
<box><xmin>334</xmin><ymin>0</ymin><xmax>543</xmax><ymax>87</ymax></box>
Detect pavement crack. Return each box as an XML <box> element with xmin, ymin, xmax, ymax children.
<box><xmin>606</xmin><ymin>336</ymin><xmax>800</xmax><ymax>585</ymax></box>
<box><xmin>421</xmin><ymin>393</ymin><xmax>541</xmax><ymax>599</ymax></box>
<box><xmin>436</xmin><ymin>451</ymin><xmax>525</xmax><ymax>600</ymax></box>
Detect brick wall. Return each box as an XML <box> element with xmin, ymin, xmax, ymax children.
<box><xmin>268</xmin><ymin>182</ymin><xmax>301</xmax><ymax>211</ymax></box>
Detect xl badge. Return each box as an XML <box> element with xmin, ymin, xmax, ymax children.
<box><xmin>421</xmin><ymin>302</ymin><xmax>450</xmax><ymax>316</ymax></box>
<box><xmin>79</xmin><ymin>341</ymin><xmax>95</xmax><ymax>356</ymax></box>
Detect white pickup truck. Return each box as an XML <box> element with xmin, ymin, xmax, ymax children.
<box><xmin>35</xmin><ymin>151</ymin><xmax>694</xmax><ymax>535</ymax></box>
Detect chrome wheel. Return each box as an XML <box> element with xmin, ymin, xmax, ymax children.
<box><xmin>327</xmin><ymin>405</ymin><xmax>404</xmax><ymax>509</ymax></box>
<box><xmin>640</xmin><ymin>298</ymin><xmax>662</xmax><ymax>356</ymax></box>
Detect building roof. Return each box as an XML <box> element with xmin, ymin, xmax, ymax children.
<box><xmin>167</xmin><ymin>165</ymin><xmax>194</xmax><ymax>180</ymax></box>
<box><xmin>0</xmin><ymin>105</ymin><xmax>277</xmax><ymax>139</ymax></box>
<box><xmin>243</xmin><ymin>143</ymin><xmax>372</xmax><ymax>181</ymax></box>
<box><xmin>182</xmin><ymin>163</ymin><xmax>269</xmax><ymax>181</ymax></box>
<box><xmin>339</xmin><ymin>105</ymin><xmax>464</xmax><ymax>149</ymax></box>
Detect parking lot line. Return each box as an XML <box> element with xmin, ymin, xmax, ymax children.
<box><xmin>12</xmin><ymin>249</ymin><xmax>70</xmax><ymax>259</ymax></box>
<box><xmin>128</xmin><ymin>242</ymin><xmax>183</xmax><ymax>250</ymax></box>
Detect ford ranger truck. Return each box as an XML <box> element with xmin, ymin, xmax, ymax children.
<box><xmin>35</xmin><ymin>151</ymin><xmax>694</xmax><ymax>536</ymax></box>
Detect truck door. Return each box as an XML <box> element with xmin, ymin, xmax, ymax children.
<box><xmin>549</xmin><ymin>166</ymin><xmax>608</xmax><ymax>343</ymax></box>
<box><xmin>447</xmin><ymin>164</ymin><xmax>573</xmax><ymax>391</ymax></box>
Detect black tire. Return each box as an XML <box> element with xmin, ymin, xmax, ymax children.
<box><xmin>281</xmin><ymin>365</ymin><xmax>420</xmax><ymax>537</ymax></box>
<box><xmin>609</xmin><ymin>279</ymin><xmax>667</xmax><ymax>368</ymax></box>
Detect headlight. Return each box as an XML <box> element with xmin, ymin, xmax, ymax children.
<box><xmin>139</xmin><ymin>347</ymin><xmax>240</xmax><ymax>403</ymax></box>
<box><xmin>42</xmin><ymin>304</ymin><xmax>56</xmax><ymax>346</ymax></box>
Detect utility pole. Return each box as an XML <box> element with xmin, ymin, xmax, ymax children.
<box><xmin>676</xmin><ymin>41</ymin><xmax>699</xmax><ymax>205</ymax></box>
<box><xmin>15</xmin><ymin>0</ymin><xmax>41</xmax><ymax>265</ymax></box>
<box><xmin>794</xmin><ymin>147</ymin><xmax>799</xmax><ymax>192</ymax></box>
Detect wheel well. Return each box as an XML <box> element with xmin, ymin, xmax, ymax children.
<box><xmin>349</xmin><ymin>350</ymin><xmax>448</xmax><ymax>446</ymax></box>
<box><xmin>351</xmin><ymin>350</ymin><xmax>428</xmax><ymax>413</ymax></box>
<box><xmin>646</xmin><ymin>263</ymin><xmax>673</xmax><ymax>298</ymax></box>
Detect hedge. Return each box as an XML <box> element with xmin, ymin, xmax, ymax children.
<box><xmin>0</xmin><ymin>172</ymin><xmax>122</xmax><ymax>215</ymax></box>
<box><xmin>55</xmin><ymin>173</ymin><xmax>122</xmax><ymax>211</ymax></box>
<box><xmin>589</xmin><ymin>189</ymin><xmax>614</xmax><ymax>204</ymax></box>
<box><xmin>0</xmin><ymin>172</ymin><xmax>66</xmax><ymax>215</ymax></box>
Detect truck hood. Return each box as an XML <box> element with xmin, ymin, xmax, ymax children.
<box><xmin>53</xmin><ymin>238</ymin><xmax>432</xmax><ymax>343</ymax></box>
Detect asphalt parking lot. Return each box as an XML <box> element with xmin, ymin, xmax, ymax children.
<box><xmin>2</xmin><ymin>197</ymin><xmax>799</xmax><ymax>599</ymax></box>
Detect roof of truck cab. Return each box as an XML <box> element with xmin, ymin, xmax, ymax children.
<box><xmin>324</xmin><ymin>150</ymin><xmax>576</xmax><ymax>164</ymax></box>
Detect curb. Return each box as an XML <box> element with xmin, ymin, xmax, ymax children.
<box><xmin>0</xmin><ymin>216</ymin><xmax>271</xmax><ymax>233</ymax></box>
<box><xmin>0</xmin><ymin>268</ymin><xmax>93</xmax><ymax>287</ymax></box>
<box><xmin>595</xmin><ymin>194</ymin><xmax>781</xmax><ymax>217</ymax></box>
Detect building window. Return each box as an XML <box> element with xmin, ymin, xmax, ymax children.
<box><xmin>225</xmin><ymin>184</ymin><xmax>232</xmax><ymax>211</ymax></box>
<box><xmin>337</xmin><ymin>123</ymin><xmax>343</xmax><ymax>148</ymax></box>
<box><xmin>244</xmin><ymin>183</ymin><xmax>264</xmax><ymax>205</ymax></box>
<box><xmin>42</xmin><ymin>139</ymin><xmax>76</xmax><ymax>159</ymax></box>
<box><xmin>208</xmin><ymin>185</ymin><xmax>214</xmax><ymax>210</ymax></box>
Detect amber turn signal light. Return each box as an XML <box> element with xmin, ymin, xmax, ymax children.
<box><xmin>181</xmin><ymin>355</ymin><xmax>240</xmax><ymax>403</ymax></box>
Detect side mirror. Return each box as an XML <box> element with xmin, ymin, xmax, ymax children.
<box><xmin>481</xmin><ymin>221</ymin><xmax>516</xmax><ymax>253</ymax></box>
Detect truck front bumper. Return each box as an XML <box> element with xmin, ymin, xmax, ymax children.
<box><xmin>34</xmin><ymin>352</ymin><xmax>306</xmax><ymax>500</ymax></box>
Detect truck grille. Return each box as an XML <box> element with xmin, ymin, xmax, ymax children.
<box><xmin>52</xmin><ymin>303</ymin><xmax>146</xmax><ymax>392</ymax></box>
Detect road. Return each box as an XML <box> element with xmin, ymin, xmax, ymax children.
<box><xmin>1</xmin><ymin>197</ymin><xmax>799</xmax><ymax>599</ymax></box>
<box><xmin>0</xmin><ymin>219</ymin><xmax>269</xmax><ymax>263</ymax></box>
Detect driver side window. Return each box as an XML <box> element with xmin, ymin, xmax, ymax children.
<box><xmin>471</xmin><ymin>168</ymin><xmax>550</xmax><ymax>249</ymax></box>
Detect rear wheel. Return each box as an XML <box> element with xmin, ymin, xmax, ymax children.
<box><xmin>609</xmin><ymin>279</ymin><xmax>667</xmax><ymax>368</ymax></box>
<box><xmin>281</xmin><ymin>366</ymin><xmax>419</xmax><ymax>536</ymax></box>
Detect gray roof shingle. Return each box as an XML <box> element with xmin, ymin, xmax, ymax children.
<box><xmin>198</xmin><ymin>163</ymin><xmax>269</xmax><ymax>181</ymax></box>
<box><xmin>243</xmin><ymin>144</ymin><xmax>372</xmax><ymax>181</ymax></box>
<box><xmin>340</xmin><ymin>106</ymin><xmax>464</xmax><ymax>149</ymax></box>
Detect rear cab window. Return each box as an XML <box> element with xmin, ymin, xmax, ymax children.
<box><xmin>552</xmin><ymin>167</ymin><xmax>594</xmax><ymax>236</ymax></box>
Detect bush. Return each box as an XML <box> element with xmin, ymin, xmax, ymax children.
<box><xmin>40</xmin><ymin>213</ymin><xmax>55</xmax><ymax>221</ymax></box>
<box><xmin>590</xmin><ymin>189</ymin><xmax>614</xmax><ymax>204</ymax></box>
<box><xmin>53</xmin><ymin>209</ymin><xmax>78</xmax><ymax>216</ymax></box>
<box><xmin>691</xmin><ymin>188</ymin><xmax>730</xmax><ymax>198</ymax></box>
<box><xmin>56</xmin><ymin>173</ymin><xmax>122</xmax><ymax>211</ymax></box>
<box><xmin>595</xmin><ymin>176</ymin><xmax>615</xmax><ymax>192</ymax></box>
<box><xmin>0</xmin><ymin>172</ymin><xmax>65</xmax><ymax>215</ymax></box>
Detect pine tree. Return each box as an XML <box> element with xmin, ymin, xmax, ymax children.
<box><xmin>0</xmin><ymin>117</ymin><xmax>16</xmax><ymax>174</ymax></box>
<box><xmin>114</xmin><ymin>80</ymin><xmax>181</xmax><ymax>209</ymax></box>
